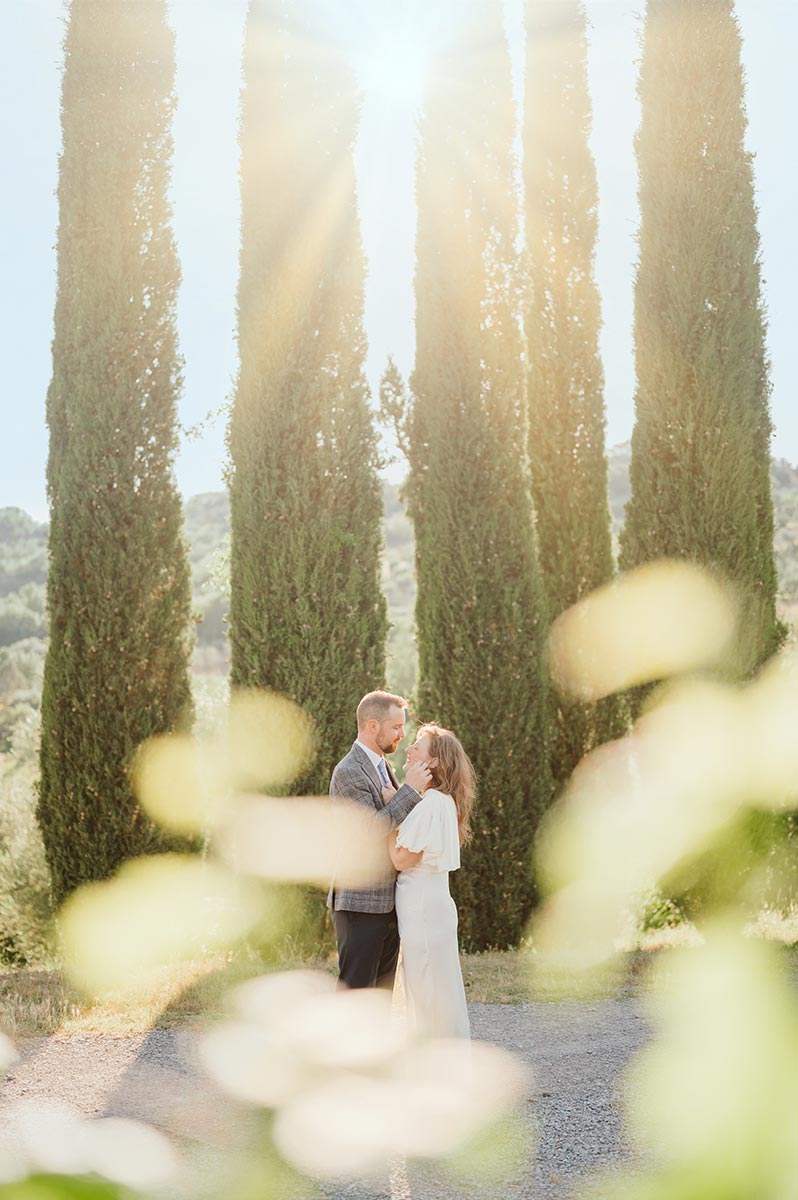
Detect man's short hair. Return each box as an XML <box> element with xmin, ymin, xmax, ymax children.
<box><xmin>356</xmin><ymin>690</ymin><xmax>408</xmax><ymax>730</ymax></box>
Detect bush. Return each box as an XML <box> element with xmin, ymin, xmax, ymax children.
<box><xmin>196</xmin><ymin>591</ymin><xmax>229</xmax><ymax>648</ymax></box>
<box><xmin>0</xmin><ymin>584</ymin><xmax>47</xmax><ymax>647</ymax></box>
<box><xmin>0</xmin><ymin>639</ymin><xmax>46</xmax><ymax>700</ymax></box>
<box><xmin>0</xmin><ymin>715</ymin><xmax>54</xmax><ymax>966</ymax></box>
<box><xmin>638</xmin><ymin>885</ymin><xmax>685</xmax><ymax>932</ymax></box>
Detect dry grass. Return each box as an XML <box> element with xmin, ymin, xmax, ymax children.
<box><xmin>0</xmin><ymin>944</ymin><xmax>721</xmax><ymax>1039</ymax></box>
<box><xmin>4</xmin><ymin>923</ymin><xmax>798</xmax><ymax>1039</ymax></box>
<box><xmin>744</xmin><ymin>905</ymin><xmax>798</xmax><ymax>945</ymax></box>
<box><xmin>462</xmin><ymin>950</ymin><xmax>534</xmax><ymax>1004</ymax></box>
<box><xmin>3</xmin><ymin>950</ymin><xmax>539</xmax><ymax>1037</ymax></box>
<box><xmin>0</xmin><ymin>969</ymin><xmax>82</xmax><ymax>1039</ymax></box>
<box><xmin>0</xmin><ymin>955</ymin><xmax>334</xmax><ymax>1040</ymax></box>
<box><xmin>633</xmin><ymin>924</ymin><xmax>704</xmax><ymax>952</ymax></box>
<box><xmin>0</xmin><ymin>950</ymin><xmax>547</xmax><ymax>1038</ymax></box>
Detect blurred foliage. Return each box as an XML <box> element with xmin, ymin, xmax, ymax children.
<box><xmin>0</xmin><ymin>678</ymin><xmax>525</xmax><ymax>1197</ymax></box>
<box><xmin>636</xmin><ymin>885</ymin><xmax>686</xmax><ymax>934</ymax></box>
<box><xmin>538</xmin><ymin>556</ymin><xmax>798</xmax><ymax>1199</ymax></box>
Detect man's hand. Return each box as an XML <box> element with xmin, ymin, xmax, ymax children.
<box><xmin>405</xmin><ymin>760</ymin><xmax>432</xmax><ymax>794</ymax></box>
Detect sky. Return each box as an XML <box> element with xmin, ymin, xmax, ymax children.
<box><xmin>2</xmin><ymin>0</ymin><xmax>797</xmax><ymax>522</ymax></box>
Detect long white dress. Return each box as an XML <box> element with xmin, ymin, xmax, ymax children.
<box><xmin>394</xmin><ymin>788</ymin><xmax>470</xmax><ymax>1039</ymax></box>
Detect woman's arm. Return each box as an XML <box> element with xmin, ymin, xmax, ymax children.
<box><xmin>389</xmin><ymin>830</ymin><xmax>423</xmax><ymax>871</ymax></box>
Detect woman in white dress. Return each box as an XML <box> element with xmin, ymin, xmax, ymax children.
<box><xmin>385</xmin><ymin>723</ymin><xmax>474</xmax><ymax>1040</ymax></box>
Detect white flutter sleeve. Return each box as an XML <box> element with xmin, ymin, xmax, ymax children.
<box><xmin>395</xmin><ymin>789</ymin><xmax>461</xmax><ymax>871</ymax></box>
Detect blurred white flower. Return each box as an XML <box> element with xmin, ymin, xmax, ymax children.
<box><xmin>548</xmin><ymin>560</ymin><xmax>737</xmax><ymax>700</ymax></box>
<box><xmin>59</xmin><ymin>854</ymin><xmax>262</xmax><ymax>994</ymax></box>
<box><xmin>0</xmin><ymin>1100</ymin><xmax>179</xmax><ymax>1188</ymax></box>
<box><xmin>84</xmin><ymin>1116</ymin><xmax>180</xmax><ymax>1189</ymax></box>
<box><xmin>215</xmin><ymin>794</ymin><xmax>390</xmax><ymax>890</ymax></box>
<box><xmin>200</xmin><ymin>971</ymin><xmax>528</xmax><ymax>1180</ymax></box>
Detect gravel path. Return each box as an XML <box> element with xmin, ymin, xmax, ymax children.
<box><xmin>0</xmin><ymin>1000</ymin><xmax>651</xmax><ymax>1199</ymax></box>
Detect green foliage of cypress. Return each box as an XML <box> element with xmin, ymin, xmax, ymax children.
<box><xmin>404</xmin><ymin>1</ymin><xmax>553</xmax><ymax>950</ymax></box>
<box><xmin>38</xmin><ymin>1</ymin><xmax>194</xmax><ymax>905</ymax></box>
<box><xmin>228</xmin><ymin>0</ymin><xmax>387</xmax><ymax>798</ymax></box>
<box><xmin>620</xmin><ymin>0</ymin><xmax>785</xmax><ymax>679</ymax></box>
<box><xmin>523</xmin><ymin>0</ymin><xmax>627</xmax><ymax>786</ymax></box>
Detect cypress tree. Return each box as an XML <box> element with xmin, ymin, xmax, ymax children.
<box><xmin>405</xmin><ymin>1</ymin><xmax>553</xmax><ymax>950</ymax></box>
<box><xmin>38</xmin><ymin>0</ymin><xmax>194</xmax><ymax>905</ymax></box>
<box><xmin>523</xmin><ymin>0</ymin><xmax>627</xmax><ymax>786</ymax></box>
<box><xmin>228</xmin><ymin>0</ymin><xmax>387</xmax><ymax>797</ymax></box>
<box><xmin>620</xmin><ymin>0</ymin><xmax>784</xmax><ymax>679</ymax></box>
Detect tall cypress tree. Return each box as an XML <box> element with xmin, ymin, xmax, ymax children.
<box><xmin>523</xmin><ymin>0</ymin><xmax>626</xmax><ymax>786</ymax></box>
<box><xmin>38</xmin><ymin>0</ymin><xmax>194</xmax><ymax>905</ymax></box>
<box><xmin>620</xmin><ymin>0</ymin><xmax>783</xmax><ymax>678</ymax></box>
<box><xmin>405</xmin><ymin>1</ymin><xmax>553</xmax><ymax>950</ymax></box>
<box><xmin>228</xmin><ymin>0</ymin><xmax>387</xmax><ymax>797</ymax></box>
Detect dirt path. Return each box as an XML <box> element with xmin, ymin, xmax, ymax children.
<box><xmin>0</xmin><ymin>1000</ymin><xmax>651</xmax><ymax>1199</ymax></box>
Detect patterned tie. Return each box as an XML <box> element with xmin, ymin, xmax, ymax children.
<box><xmin>377</xmin><ymin>758</ymin><xmax>390</xmax><ymax>788</ymax></box>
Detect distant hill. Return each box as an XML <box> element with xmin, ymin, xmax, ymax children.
<box><xmin>606</xmin><ymin>442</ymin><xmax>798</xmax><ymax>599</ymax></box>
<box><xmin>0</xmin><ymin>482</ymin><xmax>417</xmax><ymax>702</ymax></box>
<box><xmin>1</xmin><ymin>450</ymin><xmax>797</xmax><ymax>711</ymax></box>
<box><xmin>607</xmin><ymin>442</ymin><xmax>632</xmax><ymax>531</ymax></box>
<box><xmin>178</xmin><ymin>485</ymin><xmax>416</xmax><ymax>689</ymax></box>
<box><xmin>0</xmin><ymin>509</ymin><xmax>48</xmax><ymax>600</ymax></box>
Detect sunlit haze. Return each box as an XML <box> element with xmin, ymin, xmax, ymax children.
<box><xmin>2</xmin><ymin>0</ymin><xmax>797</xmax><ymax>518</ymax></box>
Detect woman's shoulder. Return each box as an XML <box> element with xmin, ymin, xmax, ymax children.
<box><xmin>420</xmin><ymin>788</ymin><xmax>457</xmax><ymax>821</ymax></box>
<box><xmin>421</xmin><ymin>787</ymin><xmax>454</xmax><ymax>805</ymax></box>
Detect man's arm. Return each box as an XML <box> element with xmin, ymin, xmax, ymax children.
<box><xmin>331</xmin><ymin>762</ymin><xmax>429</xmax><ymax>833</ymax></box>
<box><xmin>378</xmin><ymin>781</ymin><xmax>423</xmax><ymax>830</ymax></box>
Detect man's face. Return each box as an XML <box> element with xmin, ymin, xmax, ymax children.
<box><xmin>375</xmin><ymin>705</ymin><xmax>406</xmax><ymax>755</ymax></box>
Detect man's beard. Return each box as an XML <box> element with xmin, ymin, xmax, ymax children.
<box><xmin>378</xmin><ymin>732</ymin><xmax>399</xmax><ymax>754</ymax></box>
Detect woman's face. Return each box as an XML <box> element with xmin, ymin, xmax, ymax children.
<box><xmin>406</xmin><ymin>733</ymin><xmax>433</xmax><ymax>767</ymax></box>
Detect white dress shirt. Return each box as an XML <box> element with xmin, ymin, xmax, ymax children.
<box><xmin>356</xmin><ymin>738</ymin><xmax>389</xmax><ymax>781</ymax></box>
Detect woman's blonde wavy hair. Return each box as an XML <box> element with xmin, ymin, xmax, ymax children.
<box><xmin>418</xmin><ymin>723</ymin><xmax>475</xmax><ymax>845</ymax></box>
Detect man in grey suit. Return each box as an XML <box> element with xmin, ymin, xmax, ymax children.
<box><xmin>328</xmin><ymin>690</ymin><xmax>431</xmax><ymax>990</ymax></box>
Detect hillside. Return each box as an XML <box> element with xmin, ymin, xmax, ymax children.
<box><xmin>2</xmin><ymin>448</ymin><xmax>797</xmax><ymax>736</ymax></box>
<box><xmin>607</xmin><ymin>443</ymin><xmax>798</xmax><ymax>599</ymax></box>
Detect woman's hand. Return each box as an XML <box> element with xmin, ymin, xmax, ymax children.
<box><xmin>405</xmin><ymin>759</ymin><xmax>432</xmax><ymax>794</ymax></box>
<box><xmin>381</xmin><ymin>784</ymin><xmax>398</xmax><ymax>805</ymax></box>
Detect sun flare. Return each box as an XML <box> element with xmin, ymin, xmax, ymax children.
<box><xmin>352</xmin><ymin>25</ymin><xmax>428</xmax><ymax>110</ymax></box>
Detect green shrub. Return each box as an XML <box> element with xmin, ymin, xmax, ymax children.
<box><xmin>0</xmin><ymin>716</ymin><xmax>54</xmax><ymax>966</ymax></box>
<box><xmin>638</xmin><ymin>884</ymin><xmax>685</xmax><ymax>932</ymax></box>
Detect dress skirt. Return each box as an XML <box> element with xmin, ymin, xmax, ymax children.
<box><xmin>395</xmin><ymin>867</ymin><xmax>470</xmax><ymax>1039</ymax></box>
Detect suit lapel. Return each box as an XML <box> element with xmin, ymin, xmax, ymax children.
<box><xmin>350</xmin><ymin>741</ymin><xmax>383</xmax><ymax>804</ymax></box>
<box><xmin>386</xmin><ymin>759</ymin><xmax>399</xmax><ymax>789</ymax></box>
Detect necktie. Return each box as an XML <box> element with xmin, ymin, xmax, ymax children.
<box><xmin>377</xmin><ymin>758</ymin><xmax>390</xmax><ymax>788</ymax></box>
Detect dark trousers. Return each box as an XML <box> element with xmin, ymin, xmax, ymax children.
<box><xmin>331</xmin><ymin>907</ymin><xmax>400</xmax><ymax>990</ymax></box>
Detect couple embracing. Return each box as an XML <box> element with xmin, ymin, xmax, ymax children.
<box><xmin>327</xmin><ymin>690</ymin><xmax>473</xmax><ymax>1040</ymax></box>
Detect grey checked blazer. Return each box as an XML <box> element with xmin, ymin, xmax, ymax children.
<box><xmin>327</xmin><ymin>741</ymin><xmax>422</xmax><ymax>914</ymax></box>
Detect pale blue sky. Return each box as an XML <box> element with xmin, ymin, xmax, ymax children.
<box><xmin>2</xmin><ymin>0</ymin><xmax>796</xmax><ymax>522</ymax></box>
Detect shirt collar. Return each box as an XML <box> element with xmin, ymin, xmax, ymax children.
<box><xmin>356</xmin><ymin>739</ymin><xmax>385</xmax><ymax>772</ymax></box>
